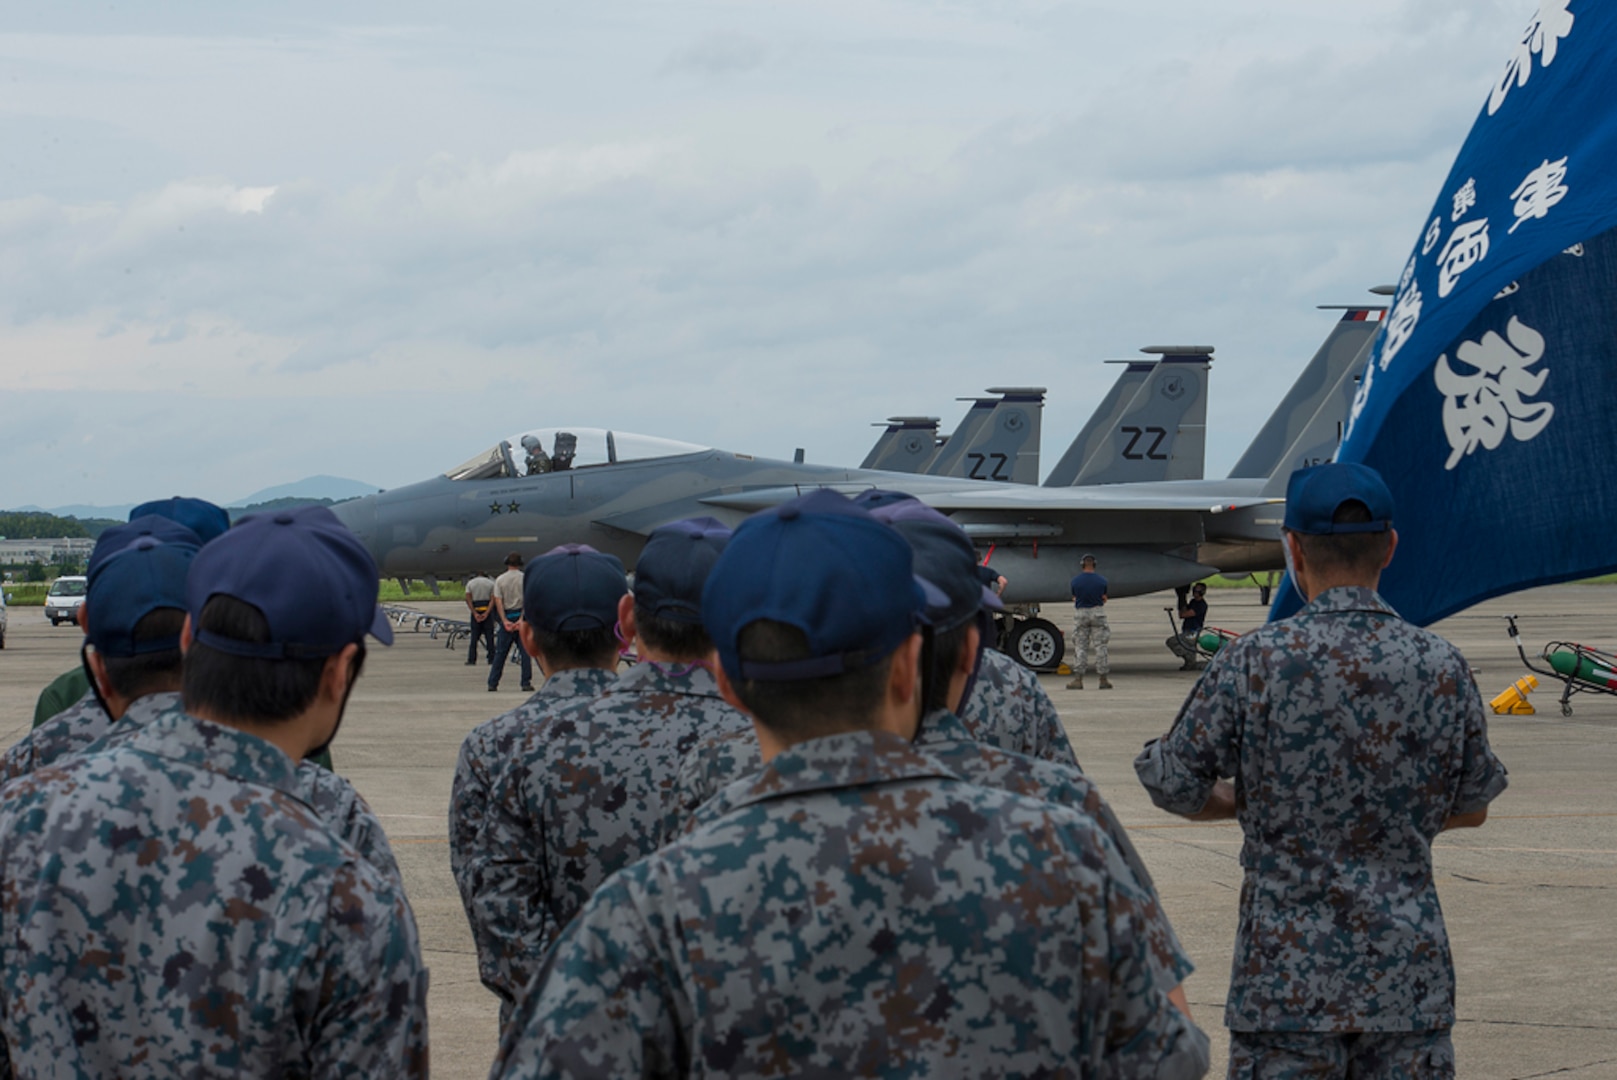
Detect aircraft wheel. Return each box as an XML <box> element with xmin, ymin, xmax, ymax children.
<box><xmin>0</xmin><ymin>629</ymin><xmax>5</xmax><ymax>649</ymax></box>
<box><xmin>1008</xmin><ymin>618</ymin><xmax>1064</xmax><ymax>672</ymax></box>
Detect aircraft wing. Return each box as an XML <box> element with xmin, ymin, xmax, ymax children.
<box><xmin>700</xmin><ymin>484</ymin><xmax>1274</xmax><ymax>516</ymax></box>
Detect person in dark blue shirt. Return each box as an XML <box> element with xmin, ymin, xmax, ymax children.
<box><xmin>1067</xmin><ymin>555</ymin><xmax>1111</xmax><ymax>689</ymax></box>
<box><xmin>1167</xmin><ymin>582</ymin><xmax>1209</xmax><ymax>671</ymax></box>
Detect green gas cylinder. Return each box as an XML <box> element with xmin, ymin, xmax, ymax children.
<box><xmin>1198</xmin><ymin>629</ymin><xmax>1236</xmax><ymax>655</ymax></box>
<box><xmin>1546</xmin><ymin>648</ymin><xmax>1617</xmax><ymax>689</ymax></box>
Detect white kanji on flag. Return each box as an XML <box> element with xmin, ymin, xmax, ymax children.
<box><xmin>1489</xmin><ymin>0</ymin><xmax>1575</xmax><ymax>115</ymax></box>
<box><xmin>1380</xmin><ymin>281</ymin><xmax>1423</xmax><ymax>370</ymax></box>
<box><xmin>1433</xmin><ymin>316</ymin><xmax>1555</xmax><ymax>470</ymax></box>
<box><xmin>1509</xmin><ymin>157</ymin><xmax>1569</xmax><ymax>233</ymax></box>
<box><xmin>1399</xmin><ymin>256</ymin><xmax>1416</xmax><ymax>291</ymax></box>
<box><xmin>1437</xmin><ymin>218</ymin><xmax>1490</xmax><ymax>298</ymax></box>
<box><xmin>1452</xmin><ymin>178</ymin><xmax>1477</xmax><ymax>221</ymax></box>
<box><xmin>1421</xmin><ymin>216</ymin><xmax>1443</xmax><ymax>256</ymax></box>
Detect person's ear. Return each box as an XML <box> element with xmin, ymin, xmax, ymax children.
<box><xmin>180</xmin><ymin>615</ymin><xmax>194</xmax><ymax>653</ymax></box>
<box><xmin>957</xmin><ymin>624</ymin><xmax>982</xmax><ymax>676</ymax></box>
<box><xmin>888</xmin><ymin>631</ymin><xmax>923</xmax><ymax>707</ymax></box>
<box><xmin>319</xmin><ymin>643</ymin><xmax>361</xmax><ymax>703</ymax></box>
<box><xmin>1382</xmin><ymin>529</ymin><xmax>1399</xmax><ymax>570</ymax></box>
<box><xmin>617</xmin><ymin>594</ymin><xmax>637</xmax><ymax>647</ymax></box>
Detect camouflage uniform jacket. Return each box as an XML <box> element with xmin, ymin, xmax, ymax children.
<box><xmin>493</xmin><ymin>730</ymin><xmax>1210</xmax><ymax>1079</ymax></box>
<box><xmin>2</xmin><ymin>686</ymin><xmax>131</xmax><ymax>784</ymax></box>
<box><xmin>673</xmin><ymin>708</ymin><xmax>1193</xmax><ymax>990</ymax></box>
<box><xmin>962</xmin><ymin>647</ymin><xmax>1081</xmax><ymax>768</ymax></box>
<box><xmin>657</xmin><ymin>653</ymin><xmax>1079</xmax><ymax>837</ymax></box>
<box><xmin>448</xmin><ymin>667</ymin><xmax>618</xmax><ymax>998</ymax></box>
<box><xmin>0</xmin><ymin>710</ymin><xmax>429</xmax><ymax>1077</ymax></box>
<box><xmin>3</xmin><ymin>691</ymin><xmax>402</xmax><ymax>887</ymax></box>
<box><xmin>477</xmin><ymin>662</ymin><xmax>753</xmax><ymax>1013</ymax></box>
<box><xmin>1134</xmin><ymin>586</ymin><xmax>1509</xmax><ymax>1033</ymax></box>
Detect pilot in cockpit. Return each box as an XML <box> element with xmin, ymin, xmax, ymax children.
<box><xmin>551</xmin><ymin>432</ymin><xmax>577</xmax><ymax>472</ymax></box>
<box><xmin>522</xmin><ymin>435</ymin><xmax>552</xmax><ymax>476</ymax></box>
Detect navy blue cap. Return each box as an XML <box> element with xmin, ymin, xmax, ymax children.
<box><xmin>187</xmin><ymin>505</ymin><xmax>393</xmax><ymax>659</ymax></box>
<box><xmin>129</xmin><ymin>497</ymin><xmax>231</xmax><ymax>544</ymax></box>
<box><xmin>633</xmin><ymin>517</ymin><xmax>731</xmax><ymax>625</ymax></box>
<box><xmin>523</xmin><ymin>544</ymin><xmax>628</xmax><ymax>632</ymax></box>
<box><xmin>88</xmin><ymin>514</ymin><xmax>203</xmax><ymax>576</ymax></box>
<box><xmin>86</xmin><ymin>537</ymin><xmax>195</xmax><ymax>656</ymax></box>
<box><xmin>703</xmin><ymin>489</ymin><xmax>933</xmax><ymax>682</ymax></box>
<box><xmin>849</xmin><ymin>489</ymin><xmax>921</xmax><ymax>511</ymax></box>
<box><xmin>1283</xmin><ymin>463</ymin><xmax>1396</xmax><ymax>535</ymax></box>
<box><xmin>869</xmin><ymin>502</ymin><xmax>1003</xmax><ymax>630</ymax></box>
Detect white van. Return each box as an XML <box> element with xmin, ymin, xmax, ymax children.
<box><xmin>45</xmin><ymin>575</ymin><xmax>88</xmax><ymax>626</ymax></box>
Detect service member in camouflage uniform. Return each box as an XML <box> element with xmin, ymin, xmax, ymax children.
<box><xmin>658</xmin><ymin>505</ymin><xmax>1080</xmax><ymax>837</ymax></box>
<box><xmin>669</xmin><ymin>501</ymin><xmax>1194</xmax><ymax>999</ymax></box>
<box><xmin>6</xmin><ymin>528</ymin><xmax>398</xmax><ymax>884</ymax></box>
<box><xmin>5</xmin><ymin>519</ymin><xmax>201</xmax><ymax>781</ymax></box>
<box><xmin>451</xmin><ymin>543</ymin><xmax>626</xmax><ymax>1016</ymax></box>
<box><xmin>0</xmin><ymin>506</ymin><xmax>427</xmax><ymax>1077</ymax></box>
<box><xmin>496</xmin><ymin>490</ymin><xmax>1209</xmax><ymax>1078</ymax></box>
<box><xmin>31</xmin><ymin>497</ymin><xmax>231</xmax><ymax>730</ymax></box>
<box><xmin>1135</xmin><ymin>463</ymin><xmax>1508</xmax><ymax>1078</ymax></box>
<box><xmin>480</xmin><ymin>521</ymin><xmax>752</xmax><ymax>1015</ymax></box>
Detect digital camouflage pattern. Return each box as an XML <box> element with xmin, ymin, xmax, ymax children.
<box><xmin>658</xmin><ymin>647</ymin><xmax>1079</xmax><ymax>841</ymax></box>
<box><xmin>448</xmin><ymin>666</ymin><xmax>618</xmax><ymax>1001</ymax></box>
<box><xmin>494</xmin><ymin>730</ymin><xmax>1210</xmax><ymax>1079</ymax></box>
<box><xmin>3</xmin><ymin>690</ymin><xmax>402</xmax><ymax>886</ymax></box>
<box><xmin>0</xmin><ymin>710</ymin><xmax>429</xmax><ymax>1077</ymax></box>
<box><xmin>1135</xmin><ymin>586</ymin><xmax>1508</xmax><ymax>1033</ymax></box>
<box><xmin>658</xmin><ymin>724</ymin><xmax>759</xmax><ymax>847</ymax></box>
<box><xmin>475</xmin><ymin>661</ymin><xmax>753</xmax><ymax>1014</ymax></box>
<box><xmin>675</xmin><ymin>708</ymin><xmax>1192</xmax><ymax>990</ymax></box>
<box><xmin>1</xmin><ymin>686</ymin><xmax>154</xmax><ymax>784</ymax></box>
<box><xmin>960</xmin><ymin>646</ymin><xmax>1081</xmax><ymax>768</ymax></box>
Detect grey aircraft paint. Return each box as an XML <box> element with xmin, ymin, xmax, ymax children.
<box><xmin>921</xmin><ymin>397</ymin><xmax>996</xmax><ymax>478</ymax></box>
<box><xmin>1066</xmin><ymin>350</ymin><xmax>1211</xmax><ymax>486</ymax></box>
<box><xmin>923</xmin><ymin>387</ymin><xmax>1045</xmax><ymax>485</ymax></box>
<box><xmin>860</xmin><ymin>416</ymin><xmax>942</xmax><ymax>472</ymax></box>
<box><xmin>1041</xmin><ymin>360</ymin><xmax>1156</xmax><ymax>488</ymax></box>
<box><xmin>332</xmin><ymin>306</ymin><xmax>1379</xmax><ymax>614</ymax></box>
<box><xmin>1226</xmin><ymin>307</ymin><xmax>1386</xmax><ymax>478</ymax></box>
<box><xmin>1258</xmin><ymin>330</ymin><xmax>1377</xmax><ymax>495</ymax></box>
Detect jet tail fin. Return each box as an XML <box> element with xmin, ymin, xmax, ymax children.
<box><xmin>1062</xmin><ymin>348</ymin><xmax>1212</xmax><ymax>486</ymax></box>
<box><xmin>1259</xmin><ymin>330</ymin><xmax>1377</xmax><ymax>496</ymax></box>
<box><xmin>1042</xmin><ymin>360</ymin><xmax>1156</xmax><ymax>487</ymax></box>
<box><xmin>1228</xmin><ymin>307</ymin><xmax>1386</xmax><ymax>479</ymax></box>
<box><xmin>922</xmin><ymin>388</ymin><xmax>1045</xmax><ymax>484</ymax></box>
<box><xmin>861</xmin><ymin>416</ymin><xmax>942</xmax><ymax>472</ymax></box>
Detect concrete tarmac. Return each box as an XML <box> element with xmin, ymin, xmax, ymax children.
<box><xmin>2</xmin><ymin>585</ymin><xmax>1614</xmax><ymax>1078</ymax></box>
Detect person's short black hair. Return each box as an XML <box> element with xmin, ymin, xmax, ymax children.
<box><xmin>731</xmin><ymin>620</ymin><xmax>894</xmax><ymax>742</ymax></box>
<box><xmin>99</xmin><ymin>608</ymin><xmax>186</xmax><ymax>700</ymax></box>
<box><xmin>505</xmin><ymin>552</ymin><xmax>523</xmax><ymax>568</ymax></box>
<box><xmin>532</xmin><ymin>625</ymin><xmax>618</xmax><ymax>669</ymax></box>
<box><xmin>183</xmin><ymin>595</ymin><xmax>365</xmax><ymax>724</ymax></box>
<box><xmin>633</xmin><ymin>603</ymin><xmax>713</xmax><ymax>662</ymax></box>
<box><xmin>1191</xmin><ymin>582</ymin><xmax>1207</xmax><ymax>594</ymax></box>
<box><xmin>1288</xmin><ymin>499</ymin><xmax>1393</xmax><ymax>578</ymax></box>
<box><xmin>922</xmin><ymin>623</ymin><xmax>973</xmax><ymax>714</ymax></box>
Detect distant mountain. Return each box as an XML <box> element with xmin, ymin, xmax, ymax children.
<box><xmin>230</xmin><ymin>476</ymin><xmax>380</xmax><ymax>507</ymax></box>
<box><xmin>13</xmin><ymin>502</ymin><xmax>137</xmax><ymax>520</ymax></box>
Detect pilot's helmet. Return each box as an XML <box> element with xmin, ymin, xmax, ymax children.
<box><xmin>521</xmin><ymin>435</ymin><xmax>541</xmax><ymax>450</ymax></box>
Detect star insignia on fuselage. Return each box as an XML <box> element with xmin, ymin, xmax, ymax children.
<box><xmin>489</xmin><ymin>502</ymin><xmax>502</xmax><ymax>515</ymax></box>
<box><xmin>507</xmin><ymin>501</ymin><xmax>520</xmax><ymax>514</ymax></box>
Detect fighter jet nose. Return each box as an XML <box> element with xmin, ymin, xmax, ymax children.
<box><xmin>330</xmin><ymin>494</ymin><xmax>378</xmax><ymax>547</ymax></box>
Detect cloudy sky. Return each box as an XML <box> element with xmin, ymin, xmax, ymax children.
<box><xmin>0</xmin><ymin>0</ymin><xmax>1537</xmax><ymax>507</ymax></box>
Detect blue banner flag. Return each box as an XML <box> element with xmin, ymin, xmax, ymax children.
<box><xmin>1272</xmin><ymin>1</ymin><xmax>1617</xmax><ymax>626</ymax></box>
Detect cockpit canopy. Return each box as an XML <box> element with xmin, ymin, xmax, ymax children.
<box><xmin>444</xmin><ymin>428</ymin><xmax>708</xmax><ymax>481</ymax></box>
